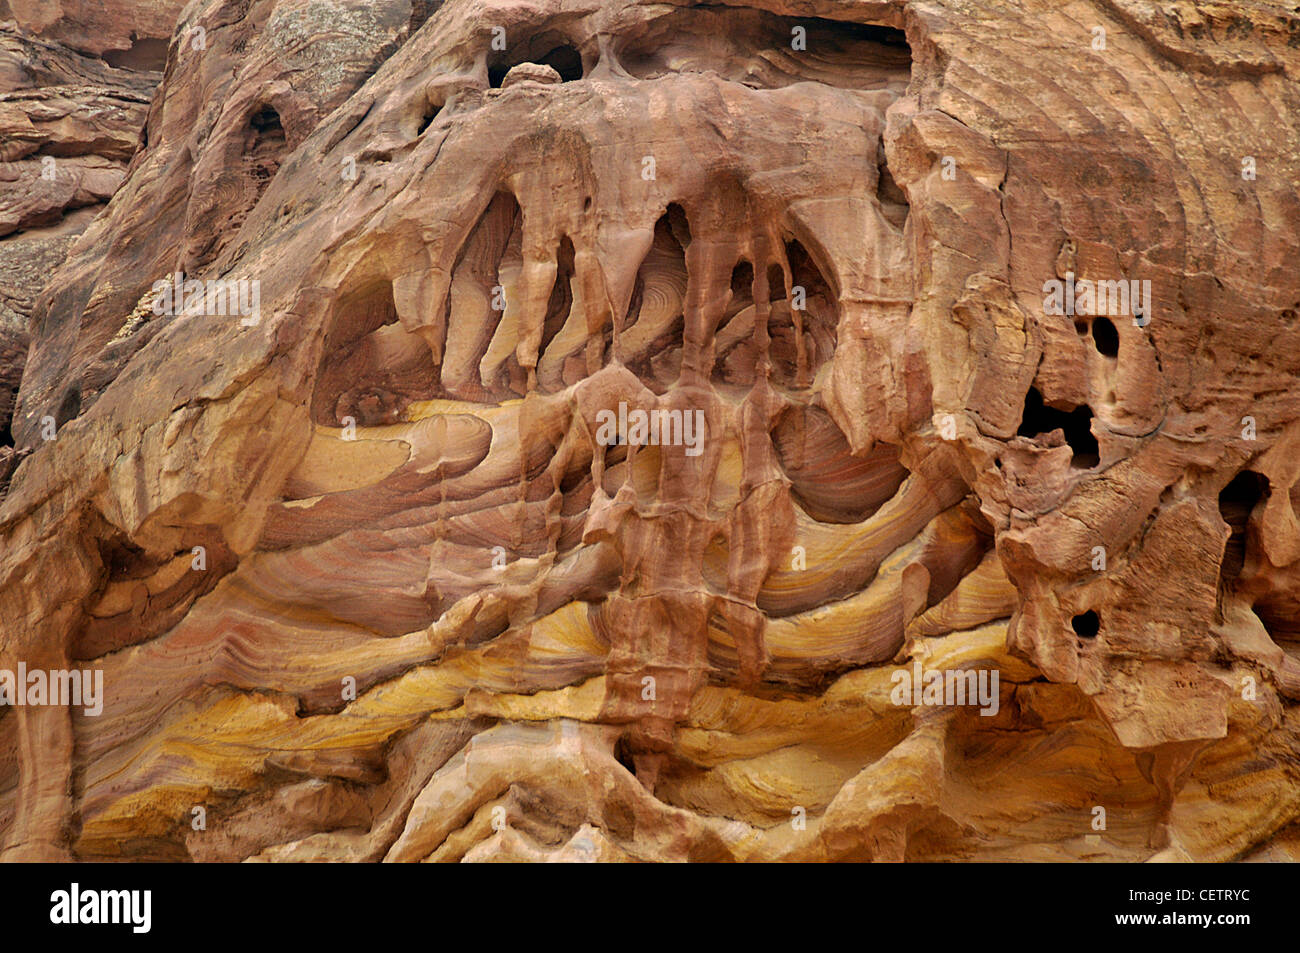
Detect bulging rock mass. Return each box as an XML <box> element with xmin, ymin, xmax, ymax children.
<box><xmin>0</xmin><ymin>0</ymin><xmax>1299</xmax><ymax>862</ymax></box>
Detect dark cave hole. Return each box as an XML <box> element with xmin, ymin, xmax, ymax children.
<box><xmin>736</xmin><ymin>237</ymin><xmax>837</xmax><ymax>391</ymax></box>
<box><xmin>614</xmin><ymin>735</ymin><xmax>637</xmax><ymax>775</ymax></box>
<box><xmin>666</xmin><ymin>202</ymin><xmax>691</xmax><ymax>248</ymax></box>
<box><xmin>539</xmin><ymin>235</ymin><xmax>576</xmax><ymax>358</ymax></box>
<box><xmin>97</xmin><ymin>534</ymin><xmax>151</xmax><ymax>581</ymax></box>
<box><xmin>245</xmin><ymin>105</ymin><xmax>286</xmax><ymax>200</ymax></box>
<box><xmin>767</xmin><ymin>263</ymin><xmax>786</xmax><ymax>301</ymax></box>
<box><xmin>489</xmin><ymin>42</ymin><xmax>584</xmax><ymax>87</ymax></box>
<box><xmin>539</xmin><ymin>44</ymin><xmax>583</xmax><ymax>82</ymax></box>
<box><xmin>785</xmin><ymin>238</ymin><xmax>834</xmax><ymax>307</ymax></box>
<box><xmin>250</xmin><ymin>105</ymin><xmax>282</xmax><ymax>134</ymax></box>
<box><xmin>310</xmin><ymin>279</ymin><xmax>437</xmax><ymax>426</ymax></box>
<box><xmin>729</xmin><ymin>260</ymin><xmax>754</xmax><ymax>308</ymax></box>
<box><xmin>558</xmin><ymin>458</ymin><xmax>589</xmax><ymax>495</ymax></box>
<box><xmin>417</xmin><ymin>101</ymin><xmax>440</xmax><ymax>135</ymax></box>
<box><xmin>1017</xmin><ymin>387</ymin><xmax>1099</xmax><ymax>468</ymax></box>
<box><xmin>618</xmin><ymin>209</ymin><xmax>685</xmax><ymax>391</ymax></box>
<box><xmin>0</xmin><ymin>386</ymin><xmax>17</xmax><ymax>448</ymax></box>
<box><xmin>1072</xmin><ymin>610</ymin><xmax>1100</xmax><ymax>638</ymax></box>
<box><xmin>1219</xmin><ymin>470</ymin><xmax>1267</xmax><ymax>582</ymax></box>
<box><xmin>1092</xmin><ymin>316</ymin><xmax>1119</xmax><ymax>357</ymax></box>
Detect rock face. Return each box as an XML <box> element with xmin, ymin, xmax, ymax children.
<box><xmin>0</xmin><ymin>14</ymin><xmax>165</xmax><ymax>491</ymax></box>
<box><xmin>1</xmin><ymin>0</ymin><xmax>1299</xmax><ymax>862</ymax></box>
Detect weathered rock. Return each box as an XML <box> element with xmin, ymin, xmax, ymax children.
<box><xmin>0</xmin><ymin>19</ymin><xmax>163</xmax><ymax>494</ymax></box>
<box><xmin>1</xmin><ymin>0</ymin><xmax>1299</xmax><ymax>863</ymax></box>
<box><xmin>2</xmin><ymin>0</ymin><xmax>184</xmax><ymax>65</ymax></box>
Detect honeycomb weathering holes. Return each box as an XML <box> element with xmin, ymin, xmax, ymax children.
<box><xmin>319</xmin><ymin>198</ymin><xmax>844</xmax><ymax>410</ymax></box>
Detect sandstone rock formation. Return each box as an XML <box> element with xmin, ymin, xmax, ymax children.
<box><xmin>1</xmin><ymin>0</ymin><xmax>1299</xmax><ymax>862</ymax></box>
<box><xmin>0</xmin><ymin>11</ymin><xmax>167</xmax><ymax>492</ymax></box>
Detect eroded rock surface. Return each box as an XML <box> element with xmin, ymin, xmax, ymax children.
<box><xmin>0</xmin><ymin>16</ymin><xmax>165</xmax><ymax>492</ymax></box>
<box><xmin>1</xmin><ymin>0</ymin><xmax>1299</xmax><ymax>862</ymax></box>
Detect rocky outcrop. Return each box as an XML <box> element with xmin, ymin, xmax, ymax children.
<box><xmin>0</xmin><ymin>16</ymin><xmax>165</xmax><ymax>492</ymax></box>
<box><xmin>1</xmin><ymin>0</ymin><xmax>1299</xmax><ymax>862</ymax></box>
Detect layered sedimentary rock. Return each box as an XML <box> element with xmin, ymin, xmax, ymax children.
<box><xmin>0</xmin><ymin>13</ymin><xmax>167</xmax><ymax>490</ymax></box>
<box><xmin>1</xmin><ymin>0</ymin><xmax>1299</xmax><ymax>862</ymax></box>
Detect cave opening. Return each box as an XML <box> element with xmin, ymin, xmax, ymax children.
<box><xmin>766</xmin><ymin>263</ymin><xmax>786</xmax><ymax>301</ymax></box>
<box><xmin>728</xmin><ymin>260</ymin><xmax>754</xmax><ymax>315</ymax></box>
<box><xmin>1017</xmin><ymin>386</ymin><xmax>1099</xmax><ymax>468</ymax></box>
<box><xmin>489</xmin><ymin>41</ymin><xmax>584</xmax><ymax>87</ymax></box>
<box><xmin>0</xmin><ymin>386</ymin><xmax>16</xmax><ymax>448</ymax></box>
<box><xmin>246</xmin><ymin>104</ymin><xmax>286</xmax><ymax>192</ymax></box>
<box><xmin>1218</xmin><ymin>470</ymin><xmax>1267</xmax><ymax>582</ymax></box>
<box><xmin>768</xmin><ymin>238</ymin><xmax>837</xmax><ymax>390</ymax></box>
<box><xmin>1092</xmin><ymin>316</ymin><xmax>1119</xmax><ymax>357</ymax></box>
<box><xmin>97</xmin><ymin>533</ymin><xmax>152</xmax><ymax>581</ymax></box>
<box><xmin>1072</xmin><ymin>610</ymin><xmax>1100</xmax><ymax>638</ymax></box>
<box><xmin>614</xmin><ymin>735</ymin><xmax>637</xmax><ymax>776</ymax></box>
<box><xmin>55</xmin><ymin>384</ymin><xmax>81</xmax><ymax>429</ymax></box>
<box><xmin>616</xmin><ymin>11</ymin><xmax>909</xmax><ymax>90</ymax></box>
<box><xmin>417</xmin><ymin>101</ymin><xmax>440</xmax><ymax>135</ymax></box>
<box><xmin>539</xmin><ymin>236</ymin><xmax>576</xmax><ymax>362</ymax></box>
<box><xmin>666</xmin><ymin>202</ymin><xmax>692</xmax><ymax>248</ymax></box>
<box><xmin>617</xmin><ymin>209</ymin><xmax>687</xmax><ymax>393</ymax></box>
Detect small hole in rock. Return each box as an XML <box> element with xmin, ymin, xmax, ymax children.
<box><xmin>0</xmin><ymin>388</ymin><xmax>16</xmax><ymax>448</ymax></box>
<box><xmin>1017</xmin><ymin>387</ymin><xmax>1099</xmax><ymax>468</ymax></box>
<box><xmin>614</xmin><ymin>736</ymin><xmax>637</xmax><ymax>775</ymax></box>
<box><xmin>246</xmin><ymin>105</ymin><xmax>285</xmax><ymax>189</ymax></box>
<box><xmin>1072</xmin><ymin>611</ymin><xmax>1100</xmax><ymax>638</ymax></box>
<box><xmin>729</xmin><ymin>260</ymin><xmax>754</xmax><ymax>303</ymax></box>
<box><xmin>1219</xmin><ymin>470</ymin><xmax>1267</xmax><ymax>582</ymax></box>
<box><xmin>1092</xmin><ymin>316</ymin><xmax>1119</xmax><ymax>357</ymax></box>
<box><xmin>417</xmin><ymin>102</ymin><xmax>440</xmax><ymax>135</ymax></box>
<box><xmin>666</xmin><ymin>202</ymin><xmax>691</xmax><ymax>247</ymax></box>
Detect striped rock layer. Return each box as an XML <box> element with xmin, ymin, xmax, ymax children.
<box><xmin>1</xmin><ymin>0</ymin><xmax>1299</xmax><ymax>861</ymax></box>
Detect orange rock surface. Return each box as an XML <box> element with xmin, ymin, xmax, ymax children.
<box><xmin>1</xmin><ymin>0</ymin><xmax>1299</xmax><ymax>861</ymax></box>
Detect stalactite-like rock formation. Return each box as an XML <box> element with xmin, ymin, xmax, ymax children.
<box><xmin>1</xmin><ymin>0</ymin><xmax>1299</xmax><ymax>862</ymax></box>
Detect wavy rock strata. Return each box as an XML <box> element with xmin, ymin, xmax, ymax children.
<box><xmin>1</xmin><ymin>0</ymin><xmax>1299</xmax><ymax>862</ymax></box>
